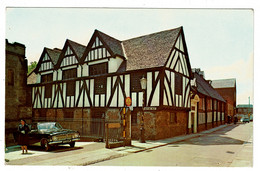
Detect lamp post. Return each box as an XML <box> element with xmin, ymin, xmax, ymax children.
<box><xmin>140</xmin><ymin>76</ymin><xmax>147</xmax><ymax>143</ymax></box>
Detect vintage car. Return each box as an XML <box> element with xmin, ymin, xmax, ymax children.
<box><xmin>14</xmin><ymin>122</ymin><xmax>80</xmax><ymax>151</ymax></box>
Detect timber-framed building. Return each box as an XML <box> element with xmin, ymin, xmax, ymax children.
<box><xmin>31</xmin><ymin>27</ymin><xmax>194</xmax><ymax>140</ymax></box>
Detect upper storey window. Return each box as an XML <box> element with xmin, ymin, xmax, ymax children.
<box><xmin>63</xmin><ymin>68</ymin><xmax>77</xmax><ymax>80</ymax></box>
<box><xmin>41</xmin><ymin>73</ymin><xmax>53</xmax><ymax>83</ymax></box>
<box><xmin>130</xmin><ymin>72</ymin><xmax>146</xmax><ymax>92</ymax></box>
<box><xmin>39</xmin><ymin>54</ymin><xmax>54</xmax><ymax>72</ymax></box>
<box><xmin>89</xmin><ymin>62</ymin><xmax>108</xmax><ymax>76</ymax></box>
<box><xmin>175</xmin><ymin>73</ymin><xmax>183</xmax><ymax>95</ymax></box>
<box><xmin>61</xmin><ymin>46</ymin><xmax>78</xmax><ymax>67</ymax></box>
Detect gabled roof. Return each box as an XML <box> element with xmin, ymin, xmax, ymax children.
<box><xmin>67</xmin><ymin>39</ymin><xmax>86</xmax><ymax>59</ymax></box>
<box><xmin>56</xmin><ymin>39</ymin><xmax>87</xmax><ymax>68</ymax></box>
<box><xmin>211</xmin><ymin>78</ymin><xmax>236</xmax><ymax>89</ymax></box>
<box><xmin>122</xmin><ymin>27</ymin><xmax>182</xmax><ymax>71</ymax></box>
<box><xmin>34</xmin><ymin>47</ymin><xmax>62</xmax><ymax>73</ymax></box>
<box><xmin>193</xmin><ymin>72</ymin><xmax>226</xmax><ymax>102</ymax></box>
<box><xmin>45</xmin><ymin>48</ymin><xmax>61</xmax><ymax>65</ymax></box>
<box><xmin>97</xmin><ymin>30</ymin><xmax>124</xmax><ymax>57</ymax></box>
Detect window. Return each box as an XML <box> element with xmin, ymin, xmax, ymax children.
<box><xmin>175</xmin><ymin>73</ymin><xmax>183</xmax><ymax>95</ymax></box>
<box><xmin>94</xmin><ymin>77</ymin><xmax>106</xmax><ymax>94</ymax></box>
<box><xmin>131</xmin><ymin>72</ymin><xmax>145</xmax><ymax>92</ymax></box>
<box><xmin>45</xmin><ymin>84</ymin><xmax>52</xmax><ymax>98</ymax></box>
<box><xmin>66</xmin><ymin>81</ymin><xmax>75</xmax><ymax>96</ymax></box>
<box><xmin>89</xmin><ymin>63</ymin><xmax>108</xmax><ymax>76</ymax></box>
<box><xmin>41</xmin><ymin>73</ymin><xmax>53</xmax><ymax>83</ymax></box>
<box><xmin>207</xmin><ymin>99</ymin><xmax>212</xmax><ymax>110</ymax></box>
<box><xmin>62</xmin><ymin>68</ymin><xmax>77</xmax><ymax>80</ymax></box>
<box><xmin>7</xmin><ymin>69</ymin><xmax>14</xmax><ymax>86</ymax></box>
<box><xmin>170</xmin><ymin>112</ymin><xmax>177</xmax><ymax>124</ymax></box>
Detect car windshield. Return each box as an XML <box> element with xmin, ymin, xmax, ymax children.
<box><xmin>37</xmin><ymin>123</ymin><xmax>63</xmax><ymax>130</ymax></box>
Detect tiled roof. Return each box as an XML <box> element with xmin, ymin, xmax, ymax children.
<box><xmin>27</xmin><ymin>71</ymin><xmax>37</xmax><ymax>84</ymax></box>
<box><xmin>211</xmin><ymin>78</ymin><xmax>236</xmax><ymax>88</ymax></box>
<box><xmin>67</xmin><ymin>39</ymin><xmax>86</xmax><ymax>59</ymax></box>
<box><xmin>122</xmin><ymin>27</ymin><xmax>182</xmax><ymax>71</ymax></box>
<box><xmin>194</xmin><ymin>72</ymin><xmax>226</xmax><ymax>102</ymax></box>
<box><xmin>45</xmin><ymin>48</ymin><xmax>61</xmax><ymax>65</ymax></box>
<box><xmin>97</xmin><ymin>30</ymin><xmax>124</xmax><ymax>57</ymax></box>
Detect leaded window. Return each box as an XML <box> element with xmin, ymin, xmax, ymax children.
<box><xmin>130</xmin><ymin>72</ymin><xmax>145</xmax><ymax>92</ymax></box>
<box><xmin>66</xmin><ymin>81</ymin><xmax>75</xmax><ymax>96</ymax></box>
<box><xmin>94</xmin><ymin>77</ymin><xmax>106</xmax><ymax>94</ymax></box>
<box><xmin>89</xmin><ymin>62</ymin><xmax>108</xmax><ymax>76</ymax></box>
<box><xmin>62</xmin><ymin>68</ymin><xmax>77</xmax><ymax>80</ymax></box>
<box><xmin>45</xmin><ymin>84</ymin><xmax>52</xmax><ymax>98</ymax></box>
<box><xmin>41</xmin><ymin>73</ymin><xmax>53</xmax><ymax>83</ymax></box>
<box><xmin>175</xmin><ymin>73</ymin><xmax>183</xmax><ymax>95</ymax></box>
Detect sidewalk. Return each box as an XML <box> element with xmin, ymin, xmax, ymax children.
<box><xmin>5</xmin><ymin>124</ymin><xmax>228</xmax><ymax>166</ymax></box>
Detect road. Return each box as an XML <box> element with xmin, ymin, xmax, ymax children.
<box><xmin>92</xmin><ymin>122</ymin><xmax>253</xmax><ymax>167</ymax></box>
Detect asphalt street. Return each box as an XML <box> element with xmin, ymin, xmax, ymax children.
<box><xmin>92</xmin><ymin>122</ymin><xmax>253</xmax><ymax>166</ymax></box>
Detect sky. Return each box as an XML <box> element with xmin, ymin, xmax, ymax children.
<box><xmin>4</xmin><ymin>7</ymin><xmax>254</xmax><ymax>105</ymax></box>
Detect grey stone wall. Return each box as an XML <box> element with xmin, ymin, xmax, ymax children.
<box><xmin>5</xmin><ymin>40</ymin><xmax>32</xmax><ymax>146</ymax></box>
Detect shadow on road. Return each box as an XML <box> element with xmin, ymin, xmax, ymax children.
<box><xmin>27</xmin><ymin>145</ymin><xmax>83</xmax><ymax>153</ymax></box>
<box><xmin>170</xmin><ymin>124</ymin><xmax>249</xmax><ymax>146</ymax></box>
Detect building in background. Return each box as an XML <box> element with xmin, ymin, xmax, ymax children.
<box><xmin>5</xmin><ymin>39</ymin><xmax>32</xmax><ymax>146</ymax></box>
<box><xmin>31</xmin><ymin>26</ymin><xmax>193</xmax><ymax>140</ymax></box>
<box><xmin>189</xmin><ymin>68</ymin><xmax>226</xmax><ymax>134</ymax></box>
<box><xmin>211</xmin><ymin>78</ymin><xmax>236</xmax><ymax>122</ymax></box>
<box><xmin>236</xmin><ymin>104</ymin><xmax>253</xmax><ymax>121</ymax></box>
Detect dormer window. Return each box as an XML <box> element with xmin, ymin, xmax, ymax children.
<box><xmin>89</xmin><ymin>62</ymin><xmax>108</xmax><ymax>76</ymax></box>
<box><xmin>63</xmin><ymin>68</ymin><xmax>77</xmax><ymax>80</ymax></box>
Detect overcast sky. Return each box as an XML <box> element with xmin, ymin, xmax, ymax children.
<box><xmin>5</xmin><ymin>8</ymin><xmax>254</xmax><ymax>105</ymax></box>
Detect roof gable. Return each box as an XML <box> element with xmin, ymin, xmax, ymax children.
<box><xmin>56</xmin><ymin>39</ymin><xmax>86</xmax><ymax>68</ymax></box>
<box><xmin>35</xmin><ymin>48</ymin><xmax>61</xmax><ymax>73</ymax></box>
<box><xmin>81</xmin><ymin>30</ymin><xmax>124</xmax><ymax>63</ymax></box>
<box><xmin>67</xmin><ymin>39</ymin><xmax>86</xmax><ymax>59</ymax></box>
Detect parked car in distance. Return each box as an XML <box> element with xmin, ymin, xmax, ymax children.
<box><xmin>14</xmin><ymin>122</ymin><xmax>80</xmax><ymax>151</ymax></box>
<box><xmin>241</xmin><ymin>117</ymin><xmax>250</xmax><ymax>123</ymax></box>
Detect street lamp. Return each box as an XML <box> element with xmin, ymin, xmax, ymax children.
<box><xmin>140</xmin><ymin>75</ymin><xmax>147</xmax><ymax>143</ymax></box>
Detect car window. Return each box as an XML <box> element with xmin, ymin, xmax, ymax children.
<box><xmin>38</xmin><ymin>123</ymin><xmax>63</xmax><ymax>130</ymax></box>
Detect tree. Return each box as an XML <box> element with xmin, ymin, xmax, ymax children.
<box><xmin>28</xmin><ymin>61</ymin><xmax>37</xmax><ymax>74</ymax></box>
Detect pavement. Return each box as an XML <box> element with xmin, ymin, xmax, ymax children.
<box><xmin>4</xmin><ymin>123</ymin><xmax>252</xmax><ymax>166</ymax></box>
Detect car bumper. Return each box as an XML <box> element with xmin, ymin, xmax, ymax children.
<box><xmin>49</xmin><ymin>138</ymin><xmax>80</xmax><ymax>145</ymax></box>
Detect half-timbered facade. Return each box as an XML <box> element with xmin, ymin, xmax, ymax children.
<box><xmin>189</xmin><ymin>69</ymin><xmax>226</xmax><ymax>134</ymax></box>
<box><xmin>31</xmin><ymin>27</ymin><xmax>193</xmax><ymax>140</ymax></box>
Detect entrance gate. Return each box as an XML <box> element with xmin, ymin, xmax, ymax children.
<box><xmin>105</xmin><ymin>108</ymin><xmax>131</xmax><ymax>148</ymax></box>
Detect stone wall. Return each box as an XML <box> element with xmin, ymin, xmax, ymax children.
<box><xmin>131</xmin><ymin>109</ymin><xmax>189</xmax><ymax>140</ymax></box>
<box><xmin>5</xmin><ymin>40</ymin><xmax>32</xmax><ymax>146</ymax></box>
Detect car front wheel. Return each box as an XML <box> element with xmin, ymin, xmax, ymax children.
<box><xmin>70</xmin><ymin>141</ymin><xmax>75</xmax><ymax>147</ymax></box>
<box><xmin>41</xmin><ymin>139</ymin><xmax>51</xmax><ymax>151</ymax></box>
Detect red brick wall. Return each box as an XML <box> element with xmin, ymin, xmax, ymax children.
<box><xmin>215</xmin><ymin>88</ymin><xmax>236</xmax><ymax>117</ymax></box>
